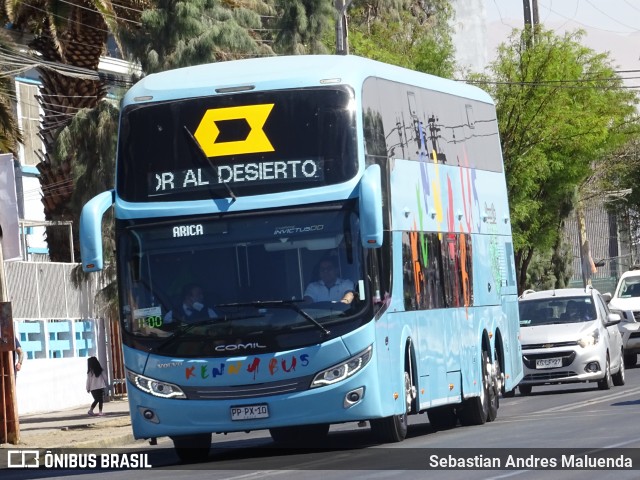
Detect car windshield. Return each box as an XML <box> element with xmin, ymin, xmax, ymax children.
<box><xmin>519</xmin><ymin>296</ymin><xmax>597</xmax><ymax>326</ymax></box>
<box><xmin>617</xmin><ymin>278</ymin><xmax>640</xmax><ymax>298</ymax></box>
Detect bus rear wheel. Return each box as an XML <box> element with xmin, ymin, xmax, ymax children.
<box><xmin>269</xmin><ymin>424</ymin><xmax>330</xmax><ymax>445</ymax></box>
<box><xmin>458</xmin><ymin>351</ymin><xmax>497</xmax><ymax>426</ymax></box>
<box><xmin>171</xmin><ymin>433</ymin><xmax>212</xmax><ymax>464</ymax></box>
<box><xmin>370</xmin><ymin>371</ymin><xmax>412</xmax><ymax>442</ymax></box>
<box><xmin>427</xmin><ymin>405</ymin><xmax>458</xmax><ymax>430</ymax></box>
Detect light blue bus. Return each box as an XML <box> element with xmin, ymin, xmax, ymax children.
<box><xmin>80</xmin><ymin>55</ymin><xmax>523</xmax><ymax>462</ymax></box>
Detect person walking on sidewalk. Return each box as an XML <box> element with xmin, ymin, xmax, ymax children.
<box><xmin>86</xmin><ymin>356</ymin><xmax>108</xmax><ymax>416</ymax></box>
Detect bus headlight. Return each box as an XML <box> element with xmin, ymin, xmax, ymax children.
<box><xmin>311</xmin><ymin>346</ymin><xmax>373</xmax><ymax>388</ymax></box>
<box><xmin>126</xmin><ymin>370</ymin><xmax>187</xmax><ymax>399</ymax></box>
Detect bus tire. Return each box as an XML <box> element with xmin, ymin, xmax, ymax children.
<box><xmin>458</xmin><ymin>351</ymin><xmax>497</xmax><ymax>426</ymax></box>
<box><xmin>370</xmin><ymin>371</ymin><xmax>411</xmax><ymax>442</ymax></box>
<box><xmin>427</xmin><ymin>405</ymin><xmax>458</xmax><ymax>430</ymax></box>
<box><xmin>269</xmin><ymin>424</ymin><xmax>330</xmax><ymax>445</ymax></box>
<box><xmin>518</xmin><ymin>385</ymin><xmax>532</xmax><ymax>395</ymax></box>
<box><xmin>624</xmin><ymin>353</ymin><xmax>637</xmax><ymax>368</ymax></box>
<box><xmin>171</xmin><ymin>433</ymin><xmax>211</xmax><ymax>464</ymax></box>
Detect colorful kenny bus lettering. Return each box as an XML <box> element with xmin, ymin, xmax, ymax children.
<box><xmin>80</xmin><ymin>54</ymin><xmax>523</xmax><ymax>463</ymax></box>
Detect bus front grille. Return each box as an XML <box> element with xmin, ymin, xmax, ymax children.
<box><xmin>181</xmin><ymin>375</ymin><xmax>315</xmax><ymax>400</ymax></box>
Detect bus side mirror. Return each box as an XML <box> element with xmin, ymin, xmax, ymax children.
<box><xmin>359</xmin><ymin>164</ymin><xmax>383</xmax><ymax>248</ymax></box>
<box><xmin>80</xmin><ymin>190</ymin><xmax>114</xmax><ymax>272</ymax></box>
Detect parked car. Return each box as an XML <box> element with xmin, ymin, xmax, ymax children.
<box><xmin>606</xmin><ymin>269</ymin><xmax>640</xmax><ymax>367</ymax></box>
<box><xmin>517</xmin><ymin>287</ymin><xmax>625</xmax><ymax>395</ymax></box>
<box><xmin>607</xmin><ymin>308</ymin><xmax>640</xmax><ymax>368</ymax></box>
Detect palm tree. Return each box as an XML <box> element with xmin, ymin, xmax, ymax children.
<box><xmin>2</xmin><ymin>0</ymin><xmax>148</xmax><ymax>262</ymax></box>
<box><xmin>0</xmin><ymin>11</ymin><xmax>23</xmax><ymax>153</ymax></box>
<box><xmin>120</xmin><ymin>0</ymin><xmax>274</xmax><ymax>76</ymax></box>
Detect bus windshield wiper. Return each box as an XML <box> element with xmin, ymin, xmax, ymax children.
<box><xmin>183</xmin><ymin>125</ymin><xmax>237</xmax><ymax>202</ymax></box>
<box><xmin>218</xmin><ymin>300</ymin><xmax>331</xmax><ymax>336</ymax></box>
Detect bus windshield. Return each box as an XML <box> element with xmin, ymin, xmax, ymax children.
<box><xmin>117</xmin><ymin>204</ymin><xmax>368</xmax><ymax>356</ymax></box>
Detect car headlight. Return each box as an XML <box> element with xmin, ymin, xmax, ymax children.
<box><xmin>311</xmin><ymin>346</ymin><xmax>373</xmax><ymax>388</ymax></box>
<box><xmin>126</xmin><ymin>370</ymin><xmax>187</xmax><ymax>399</ymax></box>
<box><xmin>578</xmin><ymin>329</ymin><xmax>600</xmax><ymax>348</ymax></box>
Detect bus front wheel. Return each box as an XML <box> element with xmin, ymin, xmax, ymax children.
<box><xmin>171</xmin><ymin>433</ymin><xmax>212</xmax><ymax>464</ymax></box>
<box><xmin>370</xmin><ymin>371</ymin><xmax>412</xmax><ymax>442</ymax></box>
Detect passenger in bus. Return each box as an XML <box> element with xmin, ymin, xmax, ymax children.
<box><xmin>164</xmin><ymin>283</ymin><xmax>219</xmax><ymax>324</ymax></box>
<box><xmin>304</xmin><ymin>256</ymin><xmax>355</xmax><ymax>304</ymax></box>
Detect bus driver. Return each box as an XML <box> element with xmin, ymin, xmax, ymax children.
<box><xmin>304</xmin><ymin>256</ymin><xmax>355</xmax><ymax>304</ymax></box>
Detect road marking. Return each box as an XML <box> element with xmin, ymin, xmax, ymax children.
<box><xmin>539</xmin><ymin>386</ymin><xmax>640</xmax><ymax>413</ymax></box>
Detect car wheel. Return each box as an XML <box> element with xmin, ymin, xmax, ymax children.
<box><xmin>518</xmin><ymin>385</ymin><xmax>532</xmax><ymax>396</ymax></box>
<box><xmin>613</xmin><ymin>349</ymin><xmax>626</xmax><ymax>386</ymax></box>
<box><xmin>597</xmin><ymin>356</ymin><xmax>612</xmax><ymax>390</ymax></box>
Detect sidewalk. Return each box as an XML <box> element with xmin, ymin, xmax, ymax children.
<box><xmin>1</xmin><ymin>397</ymin><xmax>142</xmax><ymax>450</ymax></box>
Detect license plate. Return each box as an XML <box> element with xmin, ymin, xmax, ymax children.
<box><xmin>536</xmin><ymin>357</ymin><xmax>562</xmax><ymax>369</ymax></box>
<box><xmin>230</xmin><ymin>404</ymin><xmax>269</xmax><ymax>421</ymax></box>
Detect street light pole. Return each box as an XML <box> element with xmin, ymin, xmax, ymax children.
<box><xmin>335</xmin><ymin>0</ymin><xmax>353</xmax><ymax>55</ymax></box>
<box><xmin>0</xmin><ymin>231</ymin><xmax>20</xmax><ymax>444</ymax></box>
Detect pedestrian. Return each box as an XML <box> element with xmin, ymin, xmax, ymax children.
<box><xmin>86</xmin><ymin>356</ymin><xmax>108</xmax><ymax>416</ymax></box>
<box><xmin>14</xmin><ymin>337</ymin><xmax>24</xmax><ymax>375</ymax></box>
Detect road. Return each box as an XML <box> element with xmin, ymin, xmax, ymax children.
<box><xmin>7</xmin><ymin>367</ymin><xmax>640</xmax><ymax>480</ymax></box>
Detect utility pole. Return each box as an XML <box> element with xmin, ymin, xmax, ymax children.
<box><xmin>576</xmin><ymin>196</ymin><xmax>595</xmax><ymax>288</ymax></box>
<box><xmin>532</xmin><ymin>0</ymin><xmax>540</xmax><ymax>25</ymax></box>
<box><xmin>0</xmin><ymin>232</ymin><xmax>20</xmax><ymax>444</ymax></box>
<box><xmin>335</xmin><ymin>0</ymin><xmax>353</xmax><ymax>55</ymax></box>
<box><xmin>522</xmin><ymin>0</ymin><xmax>532</xmax><ymax>27</ymax></box>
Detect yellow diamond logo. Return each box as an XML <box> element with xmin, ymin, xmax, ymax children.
<box><xmin>194</xmin><ymin>104</ymin><xmax>275</xmax><ymax>157</ymax></box>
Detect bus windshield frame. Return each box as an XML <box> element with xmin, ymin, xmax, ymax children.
<box><xmin>117</xmin><ymin>86</ymin><xmax>359</xmax><ymax>202</ymax></box>
<box><xmin>116</xmin><ymin>202</ymin><xmax>371</xmax><ymax>357</ymax></box>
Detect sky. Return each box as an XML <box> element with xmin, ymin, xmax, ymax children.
<box><xmin>486</xmin><ymin>0</ymin><xmax>640</xmax><ymax>35</ymax></box>
<box><xmin>482</xmin><ymin>0</ymin><xmax>640</xmax><ymax>74</ymax></box>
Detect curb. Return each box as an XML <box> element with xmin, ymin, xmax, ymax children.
<box><xmin>67</xmin><ymin>433</ymin><xmax>144</xmax><ymax>449</ymax></box>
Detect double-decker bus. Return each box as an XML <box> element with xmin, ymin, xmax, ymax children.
<box><xmin>80</xmin><ymin>54</ymin><xmax>523</xmax><ymax>462</ymax></box>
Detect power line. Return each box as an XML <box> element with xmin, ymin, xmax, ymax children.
<box><xmin>56</xmin><ymin>0</ymin><xmax>142</xmax><ymax>26</ymax></box>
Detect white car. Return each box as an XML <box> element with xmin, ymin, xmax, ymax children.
<box><xmin>517</xmin><ymin>287</ymin><xmax>625</xmax><ymax>395</ymax></box>
<box><xmin>607</xmin><ymin>269</ymin><xmax>640</xmax><ymax>367</ymax></box>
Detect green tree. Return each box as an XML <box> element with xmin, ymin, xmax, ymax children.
<box><xmin>0</xmin><ymin>31</ymin><xmax>23</xmax><ymax>153</ymax></box>
<box><xmin>347</xmin><ymin>0</ymin><xmax>455</xmax><ymax>77</ymax></box>
<box><xmin>57</xmin><ymin>101</ymin><xmax>119</xmax><ymax>313</ymax></box>
<box><xmin>120</xmin><ymin>0</ymin><xmax>274</xmax><ymax>75</ymax></box>
<box><xmin>597</xmin><ymin>139</ymin><xmax>640</xmax><ymax>269</ymax></box>
<box><xmin>473</xmin><ymin>28</ymin><xmax>637</xmax><ymax>291</ymax></box>
<box><xmin>271</xmin><ymin>0</ymin><xmax>334</xmax><ymax>54</ymax></box>
<box><xmin>2</xmin><ymin>0</ymin><xmax>147</xmax><ymax>261</ymax></box>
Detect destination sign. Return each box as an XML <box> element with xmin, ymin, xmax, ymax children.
<box><xmin>148</xmin><ymin>159</ymin><xmax>324</xmax><ymax>196</ymax></box>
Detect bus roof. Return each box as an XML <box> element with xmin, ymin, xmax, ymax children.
<box><xmin>123</xmin><ymin>55</ymin><xmax>494</xmax><ymax>106</ymax></box>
